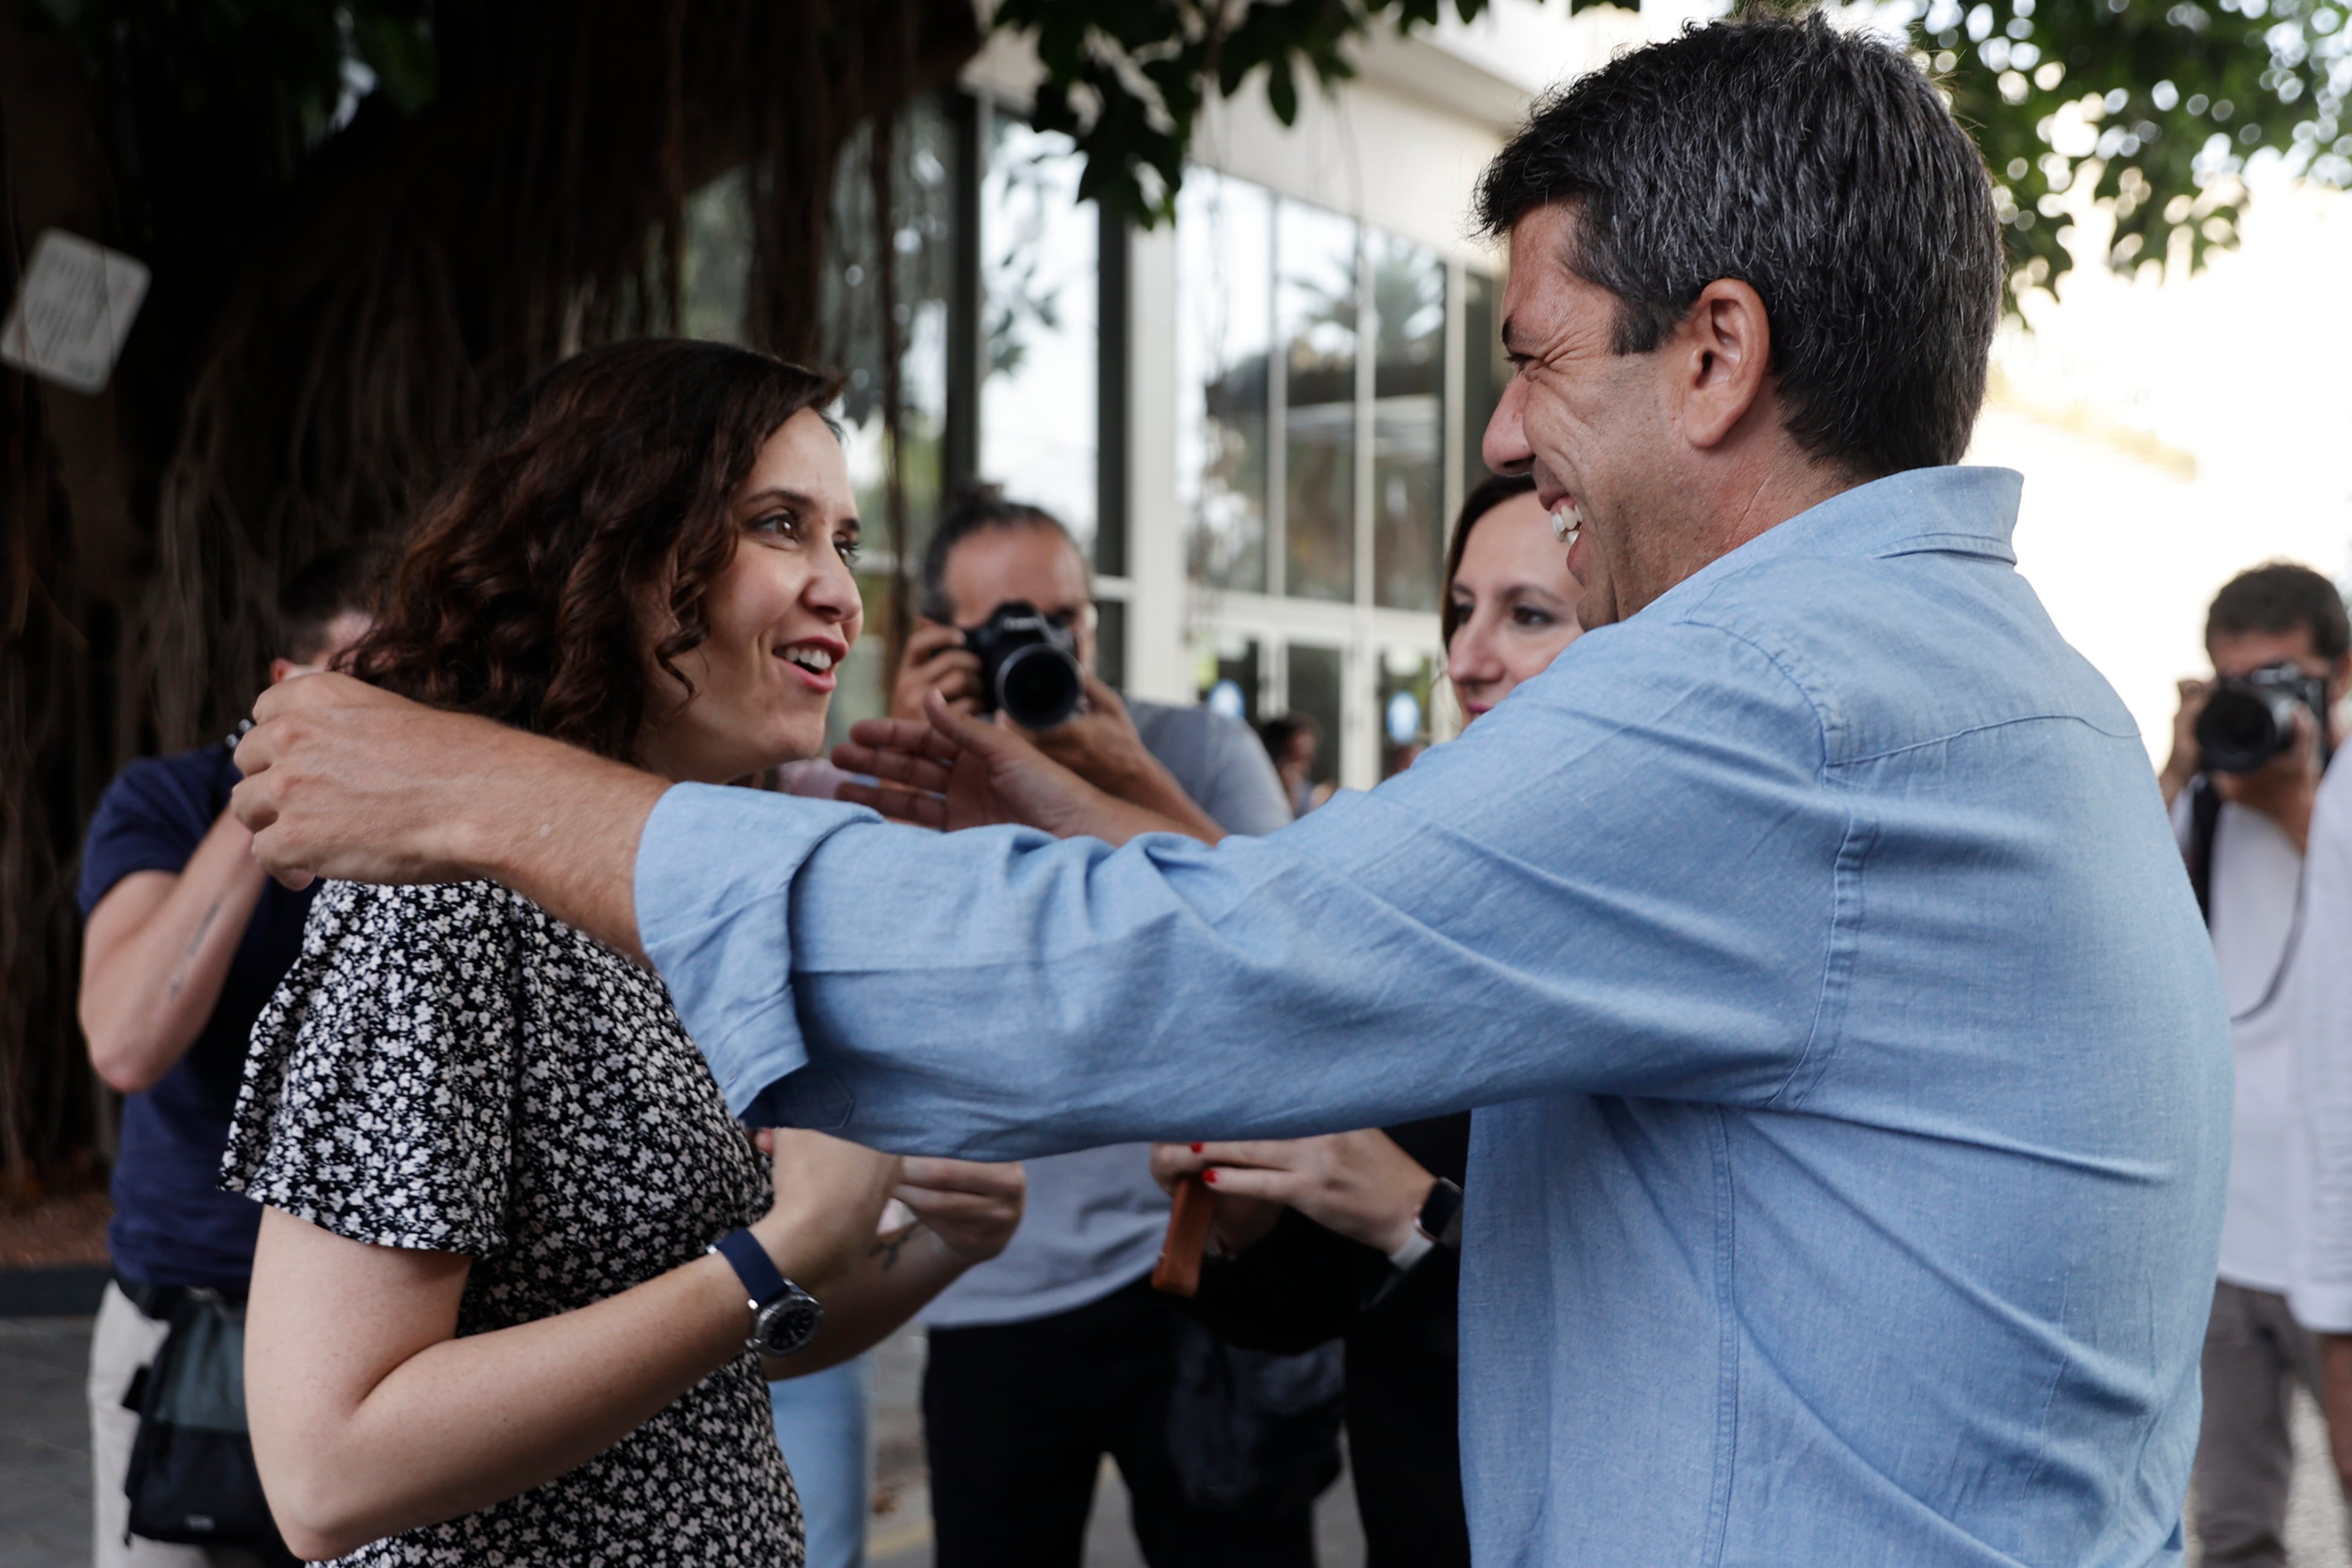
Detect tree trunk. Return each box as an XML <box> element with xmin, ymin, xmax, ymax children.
<box><xmin>0</xmin><ymin>0</ymin><xmax>982</xmax><ymax>1184</ymax></box>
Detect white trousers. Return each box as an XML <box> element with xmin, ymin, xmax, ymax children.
<box><xmin>86</xmin><ymin>1282</ymin><xmax>268</xmax><ymax>1568</ymax></box>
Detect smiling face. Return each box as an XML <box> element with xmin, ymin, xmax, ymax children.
<box><xmin>637</xmin><ymin>408</ymin><xmax>864</xmax><ymax>784</ymax></box>
<box><xmin>1446</xmin><ymin>490</ymin><xmax>1585</xmax><ymax>720</ymax></box>
<box><xmin>1480</xmin><ymin>203</ymin><xmax>1842</xmax><ymax>630</ymax></box>
<box><xmin>1480</xmin><ymin>205</ymin><xmax>1683</xmax><ymax>631</ymax></box>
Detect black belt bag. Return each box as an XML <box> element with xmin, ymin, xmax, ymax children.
<box><xmin>120</xmin><ymin>1286</ymin><xmax>294</xmax><ymax>1562</ymax></box>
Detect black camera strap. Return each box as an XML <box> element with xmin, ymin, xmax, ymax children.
<box><xmin>2188</xmin><ymin>773</ymin><xmax>2310</xmax><ymax>1025</ymax></box>
<box><xmin>2187</xmin><ymin>776</ymin><xmax>2222</xmax><ymax>927</ymax></box>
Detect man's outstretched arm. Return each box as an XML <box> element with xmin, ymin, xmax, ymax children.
<box><xmin>231</xmin><ymin>675</ymin><xmax>666</xmax><ymax>963</ymax></box>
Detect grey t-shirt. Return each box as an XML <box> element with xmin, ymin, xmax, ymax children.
<box><xmin>919</xmin><ymin>697</ymin><xmax>1290</xmax><ymax>1327</ymax></box>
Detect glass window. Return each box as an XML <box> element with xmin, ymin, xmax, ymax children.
<box><xmin>980</xmin><ymin>117</ymin><xmax>1098</xmax><ymax>553</ymax></box>
<box><xmin>1371</xmin><ymin>236</ymin><xmax>1445</xmax><ymax>612</ymax></box>
<box><xmin>1461</xmin><ymin>268</ymin><xmax>1511</xmax><ymax>490</ymax></box>
<box><xmin>826</xmin><ymin>101</ymin><xmax>956</xmax><ymax>567</ymax></box>
<box><xmin>1286</xmin><ymin>642</ymin><xmax>1345</xmax><ymax>787</ymax></box>
<box><xmin>1194</xmin><ymin>633</ymin><xmax>1262</xmax><ymax>727</ymax></box>
<box><xmin>1379</xmin><ymin>647</ymin><xmax>1437</xmax><ymax>778</ymax></box>
<box><xmin>1094</xmin><ymin>597</ymin><xmax>1128</xmax><ymax>692</ymax></box>
<box><xmin>1278</xmin><ymin>204</ymin><xmax>1359</xmax><ymax>604</ymax></box>
<box><xmin>1178</xmin><ymin>174</ymin><xmax>1273</xmax><ymax>594</ymax></box>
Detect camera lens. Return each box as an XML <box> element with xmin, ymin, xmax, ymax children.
<box><xmin>996</xmin><ymin>643</ymin><xmax>1084</xmax><ymax>730</ymax></box>
<box><xmin>2196</xmin><ymin>687</ymin><xmax>2292</xmax><ymax>775</ymax></box>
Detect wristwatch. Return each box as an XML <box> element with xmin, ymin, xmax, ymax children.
<box><xmin>1386</xmin><ymin>1179</ymin><xmax>1466</xmax><ymax>1272</ymax></box>
<box><xmin>708</xmin><ymin>1229</ymin><xmax>823</xmax><ymax>1357</ymax></box>
<box><xmin>1416</xmin><ymin>1178</ymin><xmax>1465</xmax><ymax>1250</ymax></box>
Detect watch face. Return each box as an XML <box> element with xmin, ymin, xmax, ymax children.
<box><xmin>752</xmin><ymin>1287</ymin><xmax>823</xmax><ymax>1357</ymax></box>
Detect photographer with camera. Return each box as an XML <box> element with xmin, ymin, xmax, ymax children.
<box><xmin>886</xmin><ymin>485</ymin><xmax>1304</xmax><ymax>1568</ymax></box>
<box><xmin>2162</xmin><ymin>562</ymin><xmax>2351</xmax><ymax>1566</ymax></box>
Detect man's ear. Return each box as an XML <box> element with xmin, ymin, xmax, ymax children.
<box><xmin>2328</xmin><ymin>652</ymin><xmax>2350</xmax><ymax>706</ymax></box>
<box><xmin>268</xmin><ymin>658</ymin><xmax>297</xmax><ymax>686</ymax></box>
<box><xmin>1668</xmin><ymin>279</ymin><xmax>1773</xmax><ymax>452</ymax></box>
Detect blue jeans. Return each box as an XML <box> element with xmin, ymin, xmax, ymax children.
<box><xmin>770</xmin><ymin>1355</ymin><xmax>873</xmax><ymax>1568</ymax></box>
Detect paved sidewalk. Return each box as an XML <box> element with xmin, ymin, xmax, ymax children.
<box><xmin>0</xmin><ymin>1317</ymin><xmax>92</xmax><ymax>1568</ymax></box>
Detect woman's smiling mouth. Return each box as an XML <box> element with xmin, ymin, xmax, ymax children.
<box><xmin>777</xmin><ymin>638</ymin><xmax>844</xmax><ymax>692</ymax></box>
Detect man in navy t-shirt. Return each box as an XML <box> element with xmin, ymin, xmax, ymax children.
<box><xmin>78</xmin><ymin>547</ymin><xmax>375</xmax><ymax>1568</ymax></box>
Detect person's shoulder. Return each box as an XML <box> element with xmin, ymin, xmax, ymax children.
<box><xmin>228</xmin><ymin>876</ymin><xmax>526</xmax><ymax>1254</ymax></box>
<box><xmin>79</xmin><ymin>746</ymin><xmax>237</xmax><ymax>913</ymax></box>
<box><xmin>305</xmin><ymin>877</ymin><xmax>522</xmax><ymax>950</ymax></box>
<box><xmin>93</xmin><ymin>745</ymin><xmax>234</xmax><ymax>825</ymax></box>
<box><xmin>1125</xmin><ymin>695</ymin><xmax>1257</xmax><ymax>758</ymax></box>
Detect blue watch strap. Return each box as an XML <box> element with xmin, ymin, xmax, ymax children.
<box><xmin>710</xmin><ymin>1229</ymin><xmax>788</xmax><ymax>1308</ymax></box>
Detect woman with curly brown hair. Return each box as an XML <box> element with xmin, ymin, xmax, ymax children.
<box><xmin>219</xmin><ymin>340</ymin><xmax>1025</xmax><ymax>1567</ymax></box>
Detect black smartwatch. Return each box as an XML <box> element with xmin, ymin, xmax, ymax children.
<box><xmin>709</xmin><ymin>1229</ymin><xmax>823</xmax><ymax>1357</ymax></box>
<box><xmin>1386</xmin><ymin>1178</ymin><xmax>1466</xmax><ymax>1273</ymax></box>
<box><xmin>1416</xmin><ymin>1178</ymin><xmax>1465</xmax><ymax>1250</ymax></box>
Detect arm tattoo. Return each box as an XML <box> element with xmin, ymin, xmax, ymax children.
<box><xmin>164</xmin><ymin>897</ymin><xmax>225</xmax><ymax>1002</ymax></box>
<box><xmin>868</xmin><ymin>1222</ymin><xmax>922</xmax><ymax>1272</ymax></box>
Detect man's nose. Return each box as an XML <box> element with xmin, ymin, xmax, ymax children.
<box><xmin>1482</xmin><ymin>376</ymin><xmax>1533</xmax><ymax>477</ymax></box>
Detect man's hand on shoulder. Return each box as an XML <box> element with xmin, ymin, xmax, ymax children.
<box><xmin>231</xmin><ymin>675</ymin><xmax>667</xmax><ymax>956</ymax></box>
<box><xmin>234</xmin><ymin>674</ymin><xmax>502</xmax><ymax>887</ymax></box>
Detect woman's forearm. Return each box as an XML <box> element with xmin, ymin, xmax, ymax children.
<box><xmin>770</xmin><ymin>1225</ymin><xmax>972</xmax><ymax>1378</ymax></box>
<box><xmin>253</xmin><ymin>1246</ymin><xmax>755</xmax><ymax>1559</ymax></box>
<box><xmin>250</xmin><ymin>1176</ymin><xmax>888</xmax><ymax>1562</ymax></box>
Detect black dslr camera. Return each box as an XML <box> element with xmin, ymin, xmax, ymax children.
<box><xmin>2196</xmin><ymin>661</ymin><xmax>2333</xmax><ymax>775</ymax></box>
<box><xmin>965</xmin><ymin>601</ymin><xmax>1084</xmax><ymax>730</ymax></box>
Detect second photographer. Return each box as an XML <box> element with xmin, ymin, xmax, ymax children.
<box><xmin>892</xmin><ymin>485</ymin><xmax>1307</xmax><ymax>1568</ymax></box>
<box><xmin>2162</xmin><ymin>561</ymin><xmax>2352</xmax><ymax>1566</ymax></box>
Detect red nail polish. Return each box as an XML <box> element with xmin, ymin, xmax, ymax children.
<box><xmin>1190</xmin><ymin>1143</ymin><xmax>1203</xmax><ymax>1154</ymax></box>
<box><xmin>1202</xmin><ymin>1169</ymin><xmax>1217</xmax><ymax>1185</ymax></box>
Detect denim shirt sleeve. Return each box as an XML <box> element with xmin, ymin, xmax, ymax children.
<box><xmin>638</xmin><ymin>614</ymin><xmax>1846</xmax><ymax>1157</ymax></box>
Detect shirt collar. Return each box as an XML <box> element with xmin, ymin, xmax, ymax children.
<box><xmin>1642</xmin><ymin>465</ymin><xmax>2024</xmax><ymax>619</ymax></box>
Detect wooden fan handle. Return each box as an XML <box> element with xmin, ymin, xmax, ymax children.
<box><xmin>1151</xmin><ymin>1175</ymin><xmax>1217</xmax><ymax>1297</ymax></box>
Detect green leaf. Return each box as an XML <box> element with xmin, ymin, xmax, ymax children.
<box><xmin>351</xmin><ymin>10</ymin><xmax>438</xmax><ymax>116</ymax></box>
<box><xmin>1268</xmin><ymin>58</ymin><xmax>1300</xmax><ymax>125</ymax></box>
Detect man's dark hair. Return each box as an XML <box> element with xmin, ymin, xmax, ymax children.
<box><xmin>2207</xmin><ymin>562</ymin><xmax>2351</xmax><ymax>663</ymax></box>
<box><xmin>1473</xmin><ymin>13</ymin><xmax>2002</xmax><ymax>478</ymax></box>
<box><xmin>1258</xmin><ymin>712</ymin><xmax>1316</xmax><ymax>761</ymax></box>
<box><xmin>919</xmin><ymin>481</ymin><xmax>1082</xmax><ymax>624</ymax></box>
<box><xmin>275</xmin><ymin>545</ymin><xmax>384</xmax><ymax>664</ymax></box>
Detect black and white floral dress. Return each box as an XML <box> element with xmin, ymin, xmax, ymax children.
<box><xmin>222</xmin><ymin>879</ymin><xmax>803</xmax><ymax>1567</ymax></box>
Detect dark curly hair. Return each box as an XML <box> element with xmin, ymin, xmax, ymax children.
<box><xmin>346</xmin><ymin>339</ymin><xmax>843</xmax><ymax>762</ymax></box>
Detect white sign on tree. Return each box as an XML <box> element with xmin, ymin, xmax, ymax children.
<box><xmin>2</xmin><ymin>230</ymin><xmax>150</xmax><ymax>395</ymax></box>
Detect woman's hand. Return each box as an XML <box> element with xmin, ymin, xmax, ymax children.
<box><xmin>894</xmin><ymin>1157</ymin><xmax>1026</xmax><ymax>1264</ymax></box>
<box><xmin>1152</xmin><ymin>1132</ymin><xmax>1437</xmax><ymax>1257</ymax></box>
<box><xmin>752</xmin><ymin>1128</ymin><xmax>904</xmax><ymax>1288</ymax></box>
<box><xmin>832</xmin><ymin>690</ymin><xmax>1208</xmax><ymax>845</ymax></box>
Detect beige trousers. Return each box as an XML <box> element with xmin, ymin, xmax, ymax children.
<box><xmin>86</xmin><ymin>1282</ymin><xmax>269</xmax><ymax>1568</ymax></box>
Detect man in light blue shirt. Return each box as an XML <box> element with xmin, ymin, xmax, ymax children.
<box><xmin>233</xmin><ymin>16</ymin><xmax>2230</xmax><ymax>1564</ymax></box>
